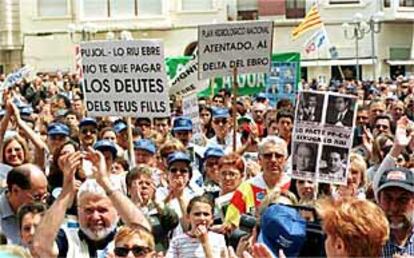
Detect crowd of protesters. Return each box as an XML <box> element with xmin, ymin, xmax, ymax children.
<box><xmin>0</xmin><ymin>70</ymin><xmax>412</xmax><ymax>258</ymax></box>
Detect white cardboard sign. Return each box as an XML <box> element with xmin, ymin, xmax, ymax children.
<box><xmin>198</xmin><ymin>21</ymin><xmax>273</xmax><ymax>80</ymax></box>
<box><xmin>169</xmin><ymin>58</ymin><xmax>209</xmax><ymax>97</ymax></box>
<box><xmin>80</xmin><ymin>40</ymin><xmax>170</xmax><ymax>117</ymax></box>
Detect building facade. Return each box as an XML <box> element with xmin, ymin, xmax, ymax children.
<box><xmin>1</xmin><ymin>0</ymin><xmax>414</xmax><ymax>82</ymax></box>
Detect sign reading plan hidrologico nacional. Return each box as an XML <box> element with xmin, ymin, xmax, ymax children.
<box><xmin>198</xmin><ymin>21</ymin><xmax>273</xmax><ymax>80</ymax></box>
<box><xmin>80</xmin><ymin>40</ymin><xmax>170</xmax><ymax>117</ymax></box>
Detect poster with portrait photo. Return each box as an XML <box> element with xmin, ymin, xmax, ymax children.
<box><xmin>292</xmin><ymin>141</ymin><xmax>319</xmax><ymax>181</ymax></box>
<box><xmin>265</xmin><ymin>61</ymin><xmax>298</xmax><ymax>107</ymax></box>
<box><xmin>325</xmin><ymin>95</ymin><xmax>356</xmax><ymax>128</ymax></box>
<box><xmin>296</xmin><ymin>91</ymin><xmax>325</xmax><ymax>123</ymax></box>
<box><xmin>318</xmin><ymin>145</ymin><xmax>349</xmax><ymax>185</ymax></box>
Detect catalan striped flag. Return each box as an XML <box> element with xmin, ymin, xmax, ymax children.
<box><xmin>291</xmin><ymin>5</ymin><xmax>323</xmax><ymax>40</ymax></box>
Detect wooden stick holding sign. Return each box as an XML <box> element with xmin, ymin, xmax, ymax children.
<box><xmin>127</xmin><ymin>117</ymin><xmax>136</xmax><ymax>168</ymax></box>
<box><xmin>232</xmin><ymin>67</ymin><xmax>238</xmax><ymax>152</ymax></box>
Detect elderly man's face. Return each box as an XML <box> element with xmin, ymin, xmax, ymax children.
<box><xmin>78</xmin><ymin>194</ymin><xmax>118</xmax><ymax>241</ymax></box>
<box><xmin>378</xmin><ymin>187</ymin><xmax>414</xmax><ymax>230</ymax></box>
<box><xmin>259</xmin><ymin>143</ymin><xmax>287</xmax><ymax>178</ymax></box>
<box><xmin>296</xmin><ymin>145</ymin><xmax>314</xmax><ymax>171</ymax></box>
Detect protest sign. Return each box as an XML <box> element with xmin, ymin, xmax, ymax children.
<box><xmin>1</xmin><ymin>66</ymin><xmax>33</xmax><ymax>91</ymax></box>
<box><xmin>265</xmin><ymin>52</ymin><xmax>300</xmax><ymax>107</ymax></box>
<box><xmin>292</xmin><ymin>91</ymin><xmax>357</xmax><ymax>185</ymax></box>
<box><xmin>198</xmin><ymin>21</ymin><xmax>273</xmax><ymax>80</ymax></box>
<box><xmin>182</xmin><ymin>92</ymin><xmax>204</xmax><ymax>145</ymax></box>
<box><xmin>80</xmin><ymin>40</ymin><xmax>170</xmax><ymax>117</ymax></box>
<box><xmin>169</xmin><ymin>58</ymin><xmax>209</xmax><ymax>98</ymax></box>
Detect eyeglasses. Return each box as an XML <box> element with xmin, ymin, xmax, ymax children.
<box><xmin>375</xmin><ymin>124</ymin><xmax>389</xmax><ymax>130</ymax></box>
<box><xmin>49</xmin><ymin>135</ymin><xmax>66</xmax><ymax>141</ymax></box>
<box><xmin>262</xmin><ymin>152</ymin><xmax>285</xmax><ymax>160</ymax></box>
<box><xmin>205</xmin><ymin>161</ymin><xmax>219</xmax><ymax>167</ymax></box>
<box><xmin>25</xmin><ymin>191</ymin><xmax>49</xmax><ymax>202</ymax></box>
<box><xmin>213</xmin><ymin>119</ymin><xmax>228</xmax><ymax>125</ymax></box>
<box><xmin>221</xmin><ymin>171</ymin><xmax>240</xmax><ymax>179</ymax></box>
<box><xmin>169</xmin><ymin>167</ymin><xmax>190</xmax><ymax>174</ymax></box>
<box><xmin>81</xmin><ymin>128</ymin><xmax>97</xmax><ymax>135</ymax></box>
<box><xmin>114</xmin><ymin>246</ymin><xmax>152</xmax><ymax>257</ymax></box>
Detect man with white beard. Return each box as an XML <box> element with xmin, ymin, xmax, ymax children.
<box><xmin>32</xmin><ymin>148</ymin><xmax>150</xmax><ymax>258</ymax></box>
<box><xmin>374</xmin><ymin>167</ymin><xmax>414</xmax><ymax>257</ymax></box>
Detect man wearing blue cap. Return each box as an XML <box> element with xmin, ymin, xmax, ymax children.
<box><xmin>133</xmin><ymin>139</ymin><xmax>157</xmax><ymax>167</ymax></box>
<box><xmin>172</xmin><ymin>116</ymin><xmax>193</xmax><ymax>148</ymax></box>
<box><xmin>47</xmin><ymin>122</ymin><xmax>70</xmax><ymax>154</ymax></box>
<box><xmin>79</xmin><ymin>117</ymin><xmax>98</xmax><ymax>150</ymax></box>
<box><xmin>208</xmin><ymin>107</ymin><xmax>241</xmax><ymax>153</ymax></box>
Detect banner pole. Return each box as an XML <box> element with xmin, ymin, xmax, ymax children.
<box><xmin>209</xmin><ymin>78</ymin><xmax>215</xmax><ymax>101</ymax></box>
<box><xmin>232</xmin><ymin>68</ymin><xmax>238</xmax><ymax>152</ymax></box>
<box><xmin>127</xmin><ymin>117</ymin><xmax>136</xmax><ymax>168</ymax></box>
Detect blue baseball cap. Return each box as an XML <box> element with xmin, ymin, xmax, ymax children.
<box><xmin>204</xmin><ymin>146</ymin><xmax>225</xmax><ymax>160</ymax></box>
<box><xmin>258</xmin><ymin>204</ymin><xmax>307</xmax><ymax>258</ymax></box>
<box><xmin>167</xmin><ymin>151</ymin><xmax>191</xmax><ymax>167</ymax></box>
<box><xmin>172</xmin><ymin>116</ymin><xmax>192</xmax><ymax>132</ymax></box>
<box><xmin>79</xmin><ymin>117</ymin><xmax>98</xmax><ymax>128</ymax></box>
<box><xmin>20</xmin><ymin>106</ymin><xmax>33</xmax><ymax>117</ymax></box>
<box><xmin>133</xmin><ymin>139</ymin><xmax>156</xmax><ymax>155</ymax></box>
<box><xmin>113</xmin><ymin>120</ymin><xmax>127</xmax><ymax>134</ymax></box>
<box><xmin>94</xmin><ymin>140</ymin><xmax>117</xmax><ymax>159</ymax></box>
<box><xmin>212</xmin><ymin>107</ymin><xmax>230</xmax><ymax>119</ymax></box>
<box><xmin>47</xmin><ymin>122</ymin><xmax>70</xmax><ymax>136</ymax></box>
<box><xmin>255</xmin><ymin>92</ymin><xmax>268</xmax><ymax>101</ymax></box>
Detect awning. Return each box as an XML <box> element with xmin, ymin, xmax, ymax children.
<box><xmin>301</xmin><ymin>59</ymin><xmax>374</xmax><ymax>67</ymax></box>
<box><xmin>386</xmin><ymin>60</ymin><xmax>414</xmax><ymax>65</ymax></box>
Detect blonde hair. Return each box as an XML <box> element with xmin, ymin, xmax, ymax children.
<box><xmin>158</xmin><ymin>138</ymin><xmax>185</xmax><ymax>157</ymax></box>
<box><xmin>115</xmin><ymin>226</ymin><xmax>155</xmax><ymax>250</ymax></box>
<box><xmin>316</xmin><ymin>197</ymin><xmax>389</xmax><ymax>258</ymax></box>
<box><xmin>349</xmin><ymin>152</ymin><xmax>367</xmax><ymax>188</ymax></box>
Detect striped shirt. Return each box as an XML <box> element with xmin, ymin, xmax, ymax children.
<box><xmin>165</xmin><ymin>231</ymin><xmax>226</xmax><ymax>258</ymax></box>
<box><xmin>381</xmin><ymin>230</ymin><xmax>414</xmax><ymax>257</ymax></box>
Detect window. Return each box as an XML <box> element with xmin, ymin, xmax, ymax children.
<box><xmin>384</xmin><ymin>0</ymin><xmax>390</xmax><ymax>7</ymax></box>
<box><xmin>38</xmin><ymin>0</ymin><xmax>68</xmax><ymax>17</ymax></box>
<box><xmin>111</xmin><ymin>1</ymin><xmax>136</xmax><ymax>17</ymax></box>
<box><xmin>237</xmin><ymin>10</ymin><xmax>258</xmax><ymax>20</ymax></box>
<box><xmin>329</xmin><ymin>0</ymin><xmax>360</xmax><ymax>4</ymax></box>
<box><xmin>83</xmin><ymin>0</ymin><xmax>109</xmax><ymax>19</ymax></box>
<box><xmin>81</xmin><ymin>0</ymin><xmax>163</xmax><ymax>19</ymax></box>
<box><xmin>182</xmin><ymin>0</ymin><xmax>213</xmax><ymax>11</ymax></box>
<box><xmin>138</xmin><ymin>0</ymin><xmax>162</xmax><ymax>16</ymax></box>
<box><xmin>400</xmin><ymin>0</ymin><xmax>414</xmax><ymax>7</ymax></box>
<box><xmin>286</xmin><ymin>0</ymin><xmax>305</xmax><ymax>19</ymax></box>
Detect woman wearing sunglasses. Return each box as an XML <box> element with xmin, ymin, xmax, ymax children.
<box><xmin>155</xmin><ymin>151</ymin><xmax>204</xmax><ymax>235</ymax></box>
<box><xmin>113</xmin><ymin>226</ymin><xmax>155</xmax><ymax>258</ymax></box>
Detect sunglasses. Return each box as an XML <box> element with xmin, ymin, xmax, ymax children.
<box><xmin>81</xmin><ymin>128</ymin><xmax>97</xmax><ymax>134</ymax></box>
<box><xmin>114</xmin><ymin>246</ymin><xmax>152</xmax><ymax>257</ymax></box>
<box><xmin>213</xmin><ymin>119</ymin><xmax>228</xmax><ymax>125</ymax></box>
<box><xmin>375</xmin><ymin>124</ymin><xmax>389</xmax><ymax>130</ymax></box>
<box><xmin>169</xmin><ymin>167</ymin><xmax>190</xmax><ymax>174</ymax></box>
<box><xmin>262</xmin><ymin>152</ymin><xmax>284</xmax><ymax>160</ymax></box>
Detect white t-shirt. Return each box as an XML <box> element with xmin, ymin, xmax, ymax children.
<box><xmin>165</xmin><ymin>231</ymin><xmax>226</xmax><ymax>258</ymax></box>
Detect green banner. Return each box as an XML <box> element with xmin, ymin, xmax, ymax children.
<box><xmin>165</xmin><ymin>52</ymin><xmax>300</xmax><ymax>97</ymax></box>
